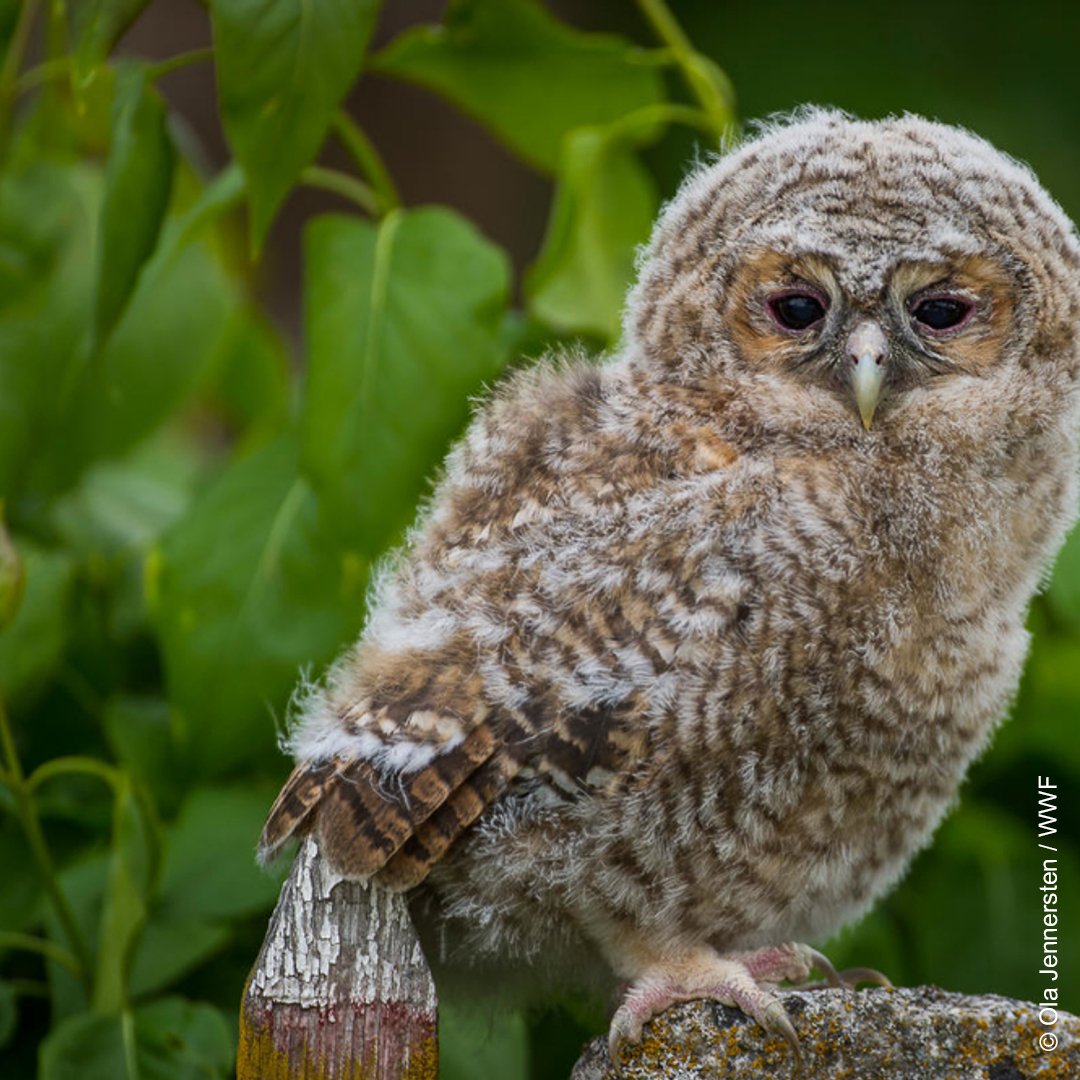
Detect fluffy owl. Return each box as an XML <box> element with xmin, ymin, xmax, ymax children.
<box><xmin>260</xmin><ymin>109</ymin><xmax>1080</xmax><ymax>1062</ymax></box>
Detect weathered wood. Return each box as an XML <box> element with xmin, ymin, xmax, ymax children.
<box><xmin>238</xmin><ymin>836</ymin><xmax>438</xmax><ymax>1080</ymax></box>
<box><xmin>573</xmin><ymin>986</ymin><xmax>1080</xmax><ymax>1079</ymax></box>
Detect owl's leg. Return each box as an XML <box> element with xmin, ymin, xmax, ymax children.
<box><xmin>607</xmin><ymin>941</ymin><xmax>823</xmax><ymax>1069</ymax></box>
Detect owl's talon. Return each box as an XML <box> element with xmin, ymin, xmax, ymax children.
<box><xmin>805</xmin><ymin>947</ymin><xmax>842</xmax><ymax>987</ymax></box>
<box><xmin>606</xmin><ymin>1018</ymin><xmax>631</xmax><ymax>1072</ymax></box>
<box><xmin>761</xmin><ymin>999</ymin><xmax>803</xmax><ymax>1066</ymax></box>
<box><xmin>836</xmin><ymin>965</ymin><xmax>893</xmax><ymax>990</ymax></box>
<box><xmin>785</xmin><ymin>946</ymin><xmax>892</xmax><ymax>994</ymax></box>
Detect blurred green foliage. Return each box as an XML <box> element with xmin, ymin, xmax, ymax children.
<box><xmin>0</xmin><ymin>1</ymin><xmax>1075</xmax><ymax>1078</ymax></box>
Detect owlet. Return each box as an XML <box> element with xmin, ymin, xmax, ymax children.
<box><xmin>260</xmin><ymin>110</ymin><xmax>1080</xmax><ymax>1061</ymax></box>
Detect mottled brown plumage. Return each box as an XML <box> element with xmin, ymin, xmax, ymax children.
<box><xmin>260</xmin><ymin>110</ymin><xmax>1080</xmax><ymax>1059</ymax></box>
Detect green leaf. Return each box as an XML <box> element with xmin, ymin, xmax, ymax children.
<box><xmin>150</xmin><ymin>163</ymin><xmax>245</xmax><ymax>270</ymax></box>
<box><xmin>129</xmin><ymin>919</ymin><xmax>230</xmax><ymax>999</ymax></box>
<box><xmin>104</xmin><ymin>697</ymin><xmax>187</xmax><ymax>817</ymax></box>
<box><xmin>72</xmin><ymin>1</ymin><xmax>153</xmax><ymax>88</ymax></box>
<box><xmin>40</xmin><ymin>209</ymin><xmax>239</xmax><ymax>496</ymax></box>
<box><xmin>0</xmin><ymin>163</ymin><xmax>99</xmax><ymax>502</ymax></box>
<box><xmin>526</xmin><ymin>118</ymin><xmax>659</xmax><ymax>342</ymax></box>
<box><xmin>0</xmin><ymin>824</ymin><xmax>43</xmax><ymax>934</ymax></box>
<box><xmin>211</xmin><ymin>0</ymin><xmax>380</xmax><ymax>249</ymax></box>
<box><xmin>157</xmin><ymin>786</ymin><xmax>284</xmax><ymax>922</ymax></box>
<box><xmin>439</xmin><ymin>1000</ymin><xmax>528</xmax><ymax>1080</ymax></box>
<box><xmin>303</xmin><ymin>207</ymin><xmax>510</xmax><ymax>554</ymax></box>
<box><xmin>206</xmin><ymin>312</ymin><xmax>291</xmax><ymax>445</ymax></box>
<box><xmin>373</xmin><ymin>0</ymin><xmax>665</xmax><ymax>173</ymax></box>
<box><xmin>0</xmin><ymin>161</ymin><xmax>238</xmax><ymax>504</ymax></box>
<box><xmin>39</xmin><ymin>1010</ymin><xmax>127</xmax><ymax>1080</ymax></box>
<box><xmin>51</xmin><ymin>434</ymin><xmax>205</xmax><ymax>558</ymax></box>
<box><xmin>40</xmin><ymin>997</ymin><xmax>233</xmax><ymax>1080</ymax></box>
<box><xmin>12</xmin><ymin>56</ymin><xmax>117</xmax><ymax>160</ymax></box>
<box><xmin>137</xmin><ymin>997</ymin><xmax>234</xmax><ymax>1076</ymax></box>
<box><xmin>45</xmin><ymin>855</ymin><xmax>109</xmax><ymax>1022</ymax></box>
<box><xmin>93</xmin><ymin>774</ymin><xmax>158</xmax><ymax>1013</ymax></box>
<box><xmin>149</xmin><ymin>436</ymin><xmax>368</xmax><ymax>775</ymax></box>
<box><xmin>51</xmin><ymin>446</ymin><xmax>187</xmax><ymax>638</ymax></box>
<box><xmin>93</xmin><ymin>64</ymin><xmax>176</xmax><ymax>351</ymax></box>
<box><xmin>0</xmin><ymin>541</ymin><xmax>75</xmax><ymax>701</ymax></box>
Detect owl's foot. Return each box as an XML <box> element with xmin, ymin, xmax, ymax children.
<box><xmin>607</xmin><ymin>942</ymin><xmax>828</xmax><ymax>1072</ymax></box>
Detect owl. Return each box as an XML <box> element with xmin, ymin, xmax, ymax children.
<box><xmin>260</xmin><ymin>109</ymin><xmax>1080</xmax><ymax>1064</ymax></box>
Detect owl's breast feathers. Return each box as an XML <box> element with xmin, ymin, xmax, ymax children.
<box><xmin>259</xmin><ymin>354</ymin><xmax>1058</xmax><ymax>891</ymax></box>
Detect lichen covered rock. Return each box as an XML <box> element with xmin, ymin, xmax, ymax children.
<box><xmin>572</xmin><ymin>987</ymin><xmax>1079</xmax><ymax>1079</ymax></box>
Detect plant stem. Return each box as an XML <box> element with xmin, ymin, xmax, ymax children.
<box><xmin>0</xmin><ymin>931</ymin><xmax>82</xmax><ymax>975</ymax></box>
<box><xmin>333</xmin><ymin>112</ymin><xmax>401</xmax><ymax>212</ymax></box>
<box><xmin>0</xmin><ymin>0</ymin><xmax>42</xmax><ymax>151</ymax></box>
<box><xmin>0</xmin><ymin>693</ymin><xmax>22</xmax><ymax>784</ymax></box>
<box><xmin>301</xmin><ymin>165</ymin><xmax>379</xmax><ymax>215</ymax></box>
<box><xmin>27</xmin><ymin>755</ymin><xmax>120</xmax><ymax>795</ymax></box>
<box><xmin>607</xmin><ymin>102</ymin><xmax>719</xmax><ymax>143</ymax></box>
<box><xmin>14</xmin><ymin>57</ymin><xmax>67</xmax><ymax>95</ymax></box>
<box><xmin>148</xmin><ymin>48</ymin><xmax>214</xmax><ymax>82</ymax></box>
<box><xmin>635</xmin><ymin>0</ymin><xmax>735</xmax><ymax>136</ymax></box>
<box><xmin>121</xmin><ymin>1009</ymin><xmax>139</xmax><ymax>1077</ymax></box>
<box><xmin>0</xmin><ymin>694</ymin><xmax>92</xmax><ymax>986</ymax></box>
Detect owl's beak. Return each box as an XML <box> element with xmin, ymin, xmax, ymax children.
<box><xmin>847</xmin><ymin>321</ymin><xmax>887</xmax><ymax>430</ymax></box>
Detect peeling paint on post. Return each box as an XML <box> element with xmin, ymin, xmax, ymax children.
<box><xmin>239</xmin><ymin>836</ymin><xmax>438</xmax><ymax>1080</ymax></box>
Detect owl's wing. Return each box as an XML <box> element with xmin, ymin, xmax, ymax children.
<box><xmin>259</xmin><ymin>701</ymin><xmax>524</xmax><ymax>889</ymax></box>
<box><xmin>259</xmin><ymin>686</ymin><xmax>648</xmax><ymax>888</ymax></box>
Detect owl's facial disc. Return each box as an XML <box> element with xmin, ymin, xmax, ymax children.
<box><xmin>726</xmin><ymin>247</ymin><xmax>1020</xmax><ymax>431</ymax></box>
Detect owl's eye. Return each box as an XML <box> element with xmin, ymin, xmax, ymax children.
<box><xmin>768</xmin><ymin>292</ymin><xmax>828</xmax><ymax>331</ymax></box>
<box><xmin>910</xmin><ymin>296</ymin><xmax>973</xmax><ymax>331</ymax></box>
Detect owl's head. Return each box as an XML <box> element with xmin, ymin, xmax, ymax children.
<box><xmin>627</xmin><ymin>109</ymin><xmax>1080</xmax><ymax>444</ymax></box>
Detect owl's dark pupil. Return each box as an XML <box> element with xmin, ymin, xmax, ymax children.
<box><xmin>771</xmin><ymin>294</ymin><xmax>826</xmax><ymax>330</ymax></box>
<box><xmin>912</xmin><ymin>297</ymin><xmax>970</xmax><ymax>330</ymax></box>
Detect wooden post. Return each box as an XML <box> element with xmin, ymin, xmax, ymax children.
<box><xmin>238</xmin><ymin>836</ymin><xmax>438</xmax><ymax>1080</ymax></box>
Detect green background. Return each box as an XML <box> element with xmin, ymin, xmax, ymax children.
<box><xmin>0</xmin><ymin>2</ymin><xmax>1076</xmax><ymax>1077</ymax></box>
